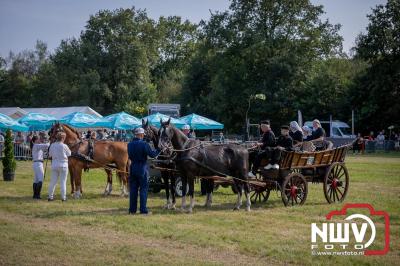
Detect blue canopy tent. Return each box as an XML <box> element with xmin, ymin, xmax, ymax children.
<box><xmin>101</xmin><ymin>112</ymin><xmax>141</xmax><ymax>130</ymax></box>
<box><xmin>60</xmin><ymin>112</ymin><xmax>108</xmax><ymax>128</ymax></box>
<box><xmin>180</xmin><ymin>113</ymin><xmax>224</xmax><ymax>130</ymax></box>
<box><xmin>142</xmin><ymin>112</ymin><xmax>185</xmax><ymax>128</ymax></box>
<box><xmin>18</xmin><ymin>112</ymin><xmax>58</xmax><ymax>130</ymax></box>
<box><xmin>0</xmin><ymin>113</ymin><xmax>29</xmax><ymax>132</ymax></box>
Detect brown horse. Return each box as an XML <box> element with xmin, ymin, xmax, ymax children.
<box><xmin>49</xmin><ymin>123</ymin><xmax>129</xmax><ymax>198</ymax></box>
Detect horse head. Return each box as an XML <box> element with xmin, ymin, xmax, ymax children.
<box><xmin>142</xmin><ymin>119</ymin><xmax>159</xmax><ymax>147</ymax></box>
<box><xmin>49</xmin><ymin>122</ymin><xmax>63</xmax><ymax>143</ymax></box>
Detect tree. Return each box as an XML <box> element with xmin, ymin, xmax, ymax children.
<box><xmin>2</xmin><ymin>129</ymin><xmax>17</xmax><ymax>181</ymax></box>
<box><xmin>182</xmin><ymin>0</ymin><xmax>344</xmax><ymax>130</ymax></box>
<box><xmin>351</xmin><ymin>0</ymin><xmax>400</xmax><ymax>132</ymax></box>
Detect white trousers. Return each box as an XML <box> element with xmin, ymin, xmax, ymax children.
<box><xmin>32</xmin><ymin>162</ymin><xmax>44</xmax><ymax>183</ymax></box>
<box><xmin>48</xmin><ymin>166</ymin><xmax>68</xmax><ymax>200</ymax></box>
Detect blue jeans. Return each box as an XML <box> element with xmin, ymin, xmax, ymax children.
<box><xmin>129</xmin><ymin>172</ymin><xmax>149</xmax><ymax>214</ymax></box>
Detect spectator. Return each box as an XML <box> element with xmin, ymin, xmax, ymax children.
<box><xmin>353</xmin><ymin>133</ymin><xmax>365</xmax><ymax>154</ymax></box>
<box><xmin>14</xmin><ymin>131</ymin><xmax>24</xmax><ymax>144</ymax></box>
<box><xmin>86</xmin><ymin>130</ymin><xmax>92</xmax><ymax>139</ymax></box>
<box><xmin>103</xmin><ymin>129</ymin><xmax>109</xmax><ymax>139</ymax></box>
<box><xmin>90</xmin><ymin>131</ymin><xmax>97</xmax><ymax>140</ymax></box>
<box><xmin>96</xmin><ymin>129</ymin><xmax>103</xmax><ymax>140</ymax></box>
<box><xmin>367</xmin><ymin>131</ymin><xmax>375</xmax><ymax>141</ymax></box>
<box><xmin>377</xmin><ymin>131</ymin><xmax>385</xmax><ymax>144</ymax></box>
<box><xmin>125</xmin><ymin>130</ymin><xmax>133</xmax><ymax>142</ymax></box>
<box><xmin>26</xmin><ymin>132</ymin><xmax>33</xmax><ymax>143</ymax></box>
<box><xmin>219</xmin><ymin>132</ymin><xmax>225</xmax><ymax>143</ymax></box>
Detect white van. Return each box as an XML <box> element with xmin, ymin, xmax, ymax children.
<box><xmin>304</xmin><ymin>121</ymin><xmax>355</xmax><ymax>138</ymax></box>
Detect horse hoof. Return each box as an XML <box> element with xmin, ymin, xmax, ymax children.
<box><xmin>233</xmin><ymin>207</ymin><xmax>240</xmax><ymax>211</ymax></box>
<box><xmin>171</xmin><ymin>205</ymin><xmax>176</xmax><ymax>210</ymax></box>
<box><xmin>163</xmin><ymin>204</ymin><xmax>169</xmax><ymax>210</ymax></box>
<box><xmin>187</xmin><ymin>208</ymin><xmax>193</xmax><ymax>213</ymax></box>
<box><xmin>245</xmin><ymin>207</ymin><xmax>251</xmax><ymax>212</ymax></box>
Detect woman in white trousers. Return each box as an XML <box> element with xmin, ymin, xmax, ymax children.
<box><xmin>48</xmin><ymin>132</ymin><xmax>71</xmax><ymax>201</ymax></box>
<box><xmin>30</xmin><ymin>135</ymin><xmax>50</xmax><ymax>199</ymax></box>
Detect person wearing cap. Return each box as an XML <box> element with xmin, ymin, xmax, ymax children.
<box><xmin>127</xmin><ymin>127</ymin><xmax>160</xmax><ymax>215</ymax></box>
<box><xmin>30</xmin><ymin>135</ymin><xmax>50</xmax><ymax>199</ymax></box>
<box><xmin>182</xmin><ymin>124</ymin><xmax>194</xmax><ymax>139</ymax></box>
<box><xmin>48</xmin><ymin>132</ymin><xmax>71</xmax><ymax>201</ymax></box>
<box><xmin>276</xmin><ymin>125</ymin><xmax>294</xmax><ymax>151</ymax></box>
<box><xmin>248</xmin><ymin>120</ymin><xmax>277</xmax><ymax>178</ymax></box>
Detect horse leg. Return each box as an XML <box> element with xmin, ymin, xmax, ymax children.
<box><xmin>115</xmin><ymin>162</ymin><xmax>128</xmax><ymax>197</ymax></box>
<box><xmin>233</xmin><ymin>181</ymin><xmax>243</xmax><ymax>210</ymax></box>
<box><xmin>204</xmin><ymin>179</ymin><xmax>213</xmax><ymax>208</ymax></box>
<box><xmin>170</xmin><ymin>173</ymin><xmax>176</xmax><ymax>210</ymax></box>
<box><xmin>69</xmin><ymin>164</ymin><xmax>75</xmax><ymax>195</ymax></box>
<box><xmin>104</xmin><ymin>169</ymin><xmax>113</xmax><ymax>196</ymax></box>
<box><xmin>181</xmin><ymin>176</ymin><xmax>187</xmax><ymax>212</ymax></box>
<box><xmin>188</xmin><ymin>177</ymin><xmax>195</xmax><ymax>213</ymax></box>
<box><xmin>162</xmin><ymin>172</ymin><xmax>171</xmax><ymax>209</ymax></box>
<box><xmin>119</xmin><ymin>171</ymin><xmax>128</xmax><ymax>197</ymax></box>
<box><xmin>73</xmin><ymin>167</ymin><xmax>83</xmax><ymax>199</ymax></box>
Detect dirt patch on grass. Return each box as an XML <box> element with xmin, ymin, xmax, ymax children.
<box><xmin>0</xmin><ymin>209</ymin><xmax>285</xmax><ymax>266</ymax></box>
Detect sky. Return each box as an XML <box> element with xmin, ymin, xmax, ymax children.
<box><xmin>0</xmin><ymin>0</ymin><xmax>387</xmax><ymax>58</ymax></box>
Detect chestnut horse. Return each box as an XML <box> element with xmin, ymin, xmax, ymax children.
<box><xmin>49</xmin><ymin>123</ymin><xmax>129</xmax><ymax>198</ymax></box>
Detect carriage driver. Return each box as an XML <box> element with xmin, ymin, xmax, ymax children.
<box><xmin>127</xmin><ymin>127</ymin><xmax>160</xmax><ymax>215</ymax></box>
<box><xmin>248</xmin><ymin>120</ymin><xmax>277</xmax><ymax>178</ymax></box>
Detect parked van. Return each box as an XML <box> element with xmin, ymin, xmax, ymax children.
<box><xmin>304</xmin><ymin>121</ymin><xmax>355</xmax><ymax>138</ymax></box>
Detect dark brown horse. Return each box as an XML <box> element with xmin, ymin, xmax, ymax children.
<box><xmin>49</xmin><ymin>123</ymin><xmax>129</xmax><ymax>198</ymax></box>
<box><xmin>158</xmin><ymin>119</ymin><xmax>251</xmax><ymax>212</ymax></box>
<box><xmin>142</xmin><ymin>119</ymin><xmax>177</xmax><ymax>209</ymax></box>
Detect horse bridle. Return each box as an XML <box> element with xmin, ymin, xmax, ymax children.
<box><xmin>50</xmin><ymin>124</ymin><xmax>83</xmax><ymax>150</ymax></box>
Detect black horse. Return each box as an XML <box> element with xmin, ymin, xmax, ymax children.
<box><xmin>142</xmin><ymin>119</ymin><xmax>177</xmax><ymax>209</ymax></box>
<box><xmin>158</xmin><ymin>119</ymin><xmax>251</xmax><ymax>212</ymax></box>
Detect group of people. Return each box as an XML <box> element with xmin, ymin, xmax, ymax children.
<box><xmin>248</xmin><ymin>119</ymin><xmax>326</xmax><ymax>178</ymax></box>
<box><xmin>29</xmin><ymin>132</ymin><xmax>71</xmax><ymax>201</ymax></box>
<box><xmin>352</xmin><ymin>129</ymin><xmax>400</xmax><ymax>153</ymax></box>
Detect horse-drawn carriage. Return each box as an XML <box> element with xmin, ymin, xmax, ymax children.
<box><xmin>201</xmin><ymin>144</ymin><xmax>351</xmax><ymax>206</ymax></box>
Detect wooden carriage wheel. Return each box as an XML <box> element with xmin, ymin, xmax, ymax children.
<box><xmin>281</xmin><ymin>173</ymin><xmax>308</xmax><ymax>206</ymax></box>
<box><xmin>323</xmin><ymin>162</ymin><xmax>349</xmax><ymax>204</ymax></box>
<box><xmin>250</xmin><ymin>187</ymin><xmax>270</xmax><ymax>204</ymax></box>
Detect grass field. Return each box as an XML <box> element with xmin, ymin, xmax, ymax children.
<box><xmin>0</xmin><ymin>152</ymin><xmax>399</xmax><ymax>265</ymax></box>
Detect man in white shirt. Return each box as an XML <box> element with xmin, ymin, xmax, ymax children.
<box><xmin>48</xmin><ymin>132</ymin><xmax>71</xmax><ymax>201</ymax></box>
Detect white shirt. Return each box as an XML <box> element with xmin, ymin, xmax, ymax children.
<box><xmin>49</xmin><ymin>142</ymin><xmax>71</xmax><ymax>168</ymax></box>
<box><xmin>32</xmin><ymin>143</ymin><xmax>50</xmax><ymax>161</ymax></box>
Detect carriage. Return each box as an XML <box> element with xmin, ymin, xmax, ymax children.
<box><xmin>199</xmin><ymin>144</ymin><xmax>351</xmax><ymax>207</ymax></box>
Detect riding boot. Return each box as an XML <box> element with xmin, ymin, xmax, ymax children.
<box><xmin>36</xmin><ymin>182</ymin><xmax>43</xmax><ymax>199</ymax></box>
<box><xmin>33</xmin><ymin>183</ymin><xmax>37</xmax><ymax>198</ymax></box>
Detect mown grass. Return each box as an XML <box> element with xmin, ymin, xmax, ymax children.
<box><xmin>0</xmin><ymin>153</ymin><xmax>399</xmax><ymax>265</ymax></box>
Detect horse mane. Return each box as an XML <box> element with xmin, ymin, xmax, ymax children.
<box><xmin>61</xmin><ymin>123</ymin><xmax>81</xmax><ymax>139</ymax></box>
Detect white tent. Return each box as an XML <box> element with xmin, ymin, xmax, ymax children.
<box><xmin>0</xmin><ymin>107</ymin><xmax>28</xmax><ymax>119</ymax></box>
<box><xmin>22</xmin><ymin>106</ymin><xmax>103</xmax><ymax>119</ymax></box>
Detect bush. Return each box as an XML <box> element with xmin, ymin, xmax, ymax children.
<box><xmin>2</xmin><ymin>129</ymin><xmax>16</xmax><ymax>173</ymax></box>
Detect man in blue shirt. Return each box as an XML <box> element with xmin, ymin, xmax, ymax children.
<box><xmin>128</xmin><ymin>127</ymin><xmax>160</xmax><ymax>215</ymax></box>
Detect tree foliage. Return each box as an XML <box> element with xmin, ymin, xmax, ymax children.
<box><xmin>351</xmin><ymin>0</ymin><xmax>400</xmax><ymax>131</ymax></box>
<box><xmin>0</xmin><ymin>1</ymin><xmax>397</xmax><ymax>133</ymax></box>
